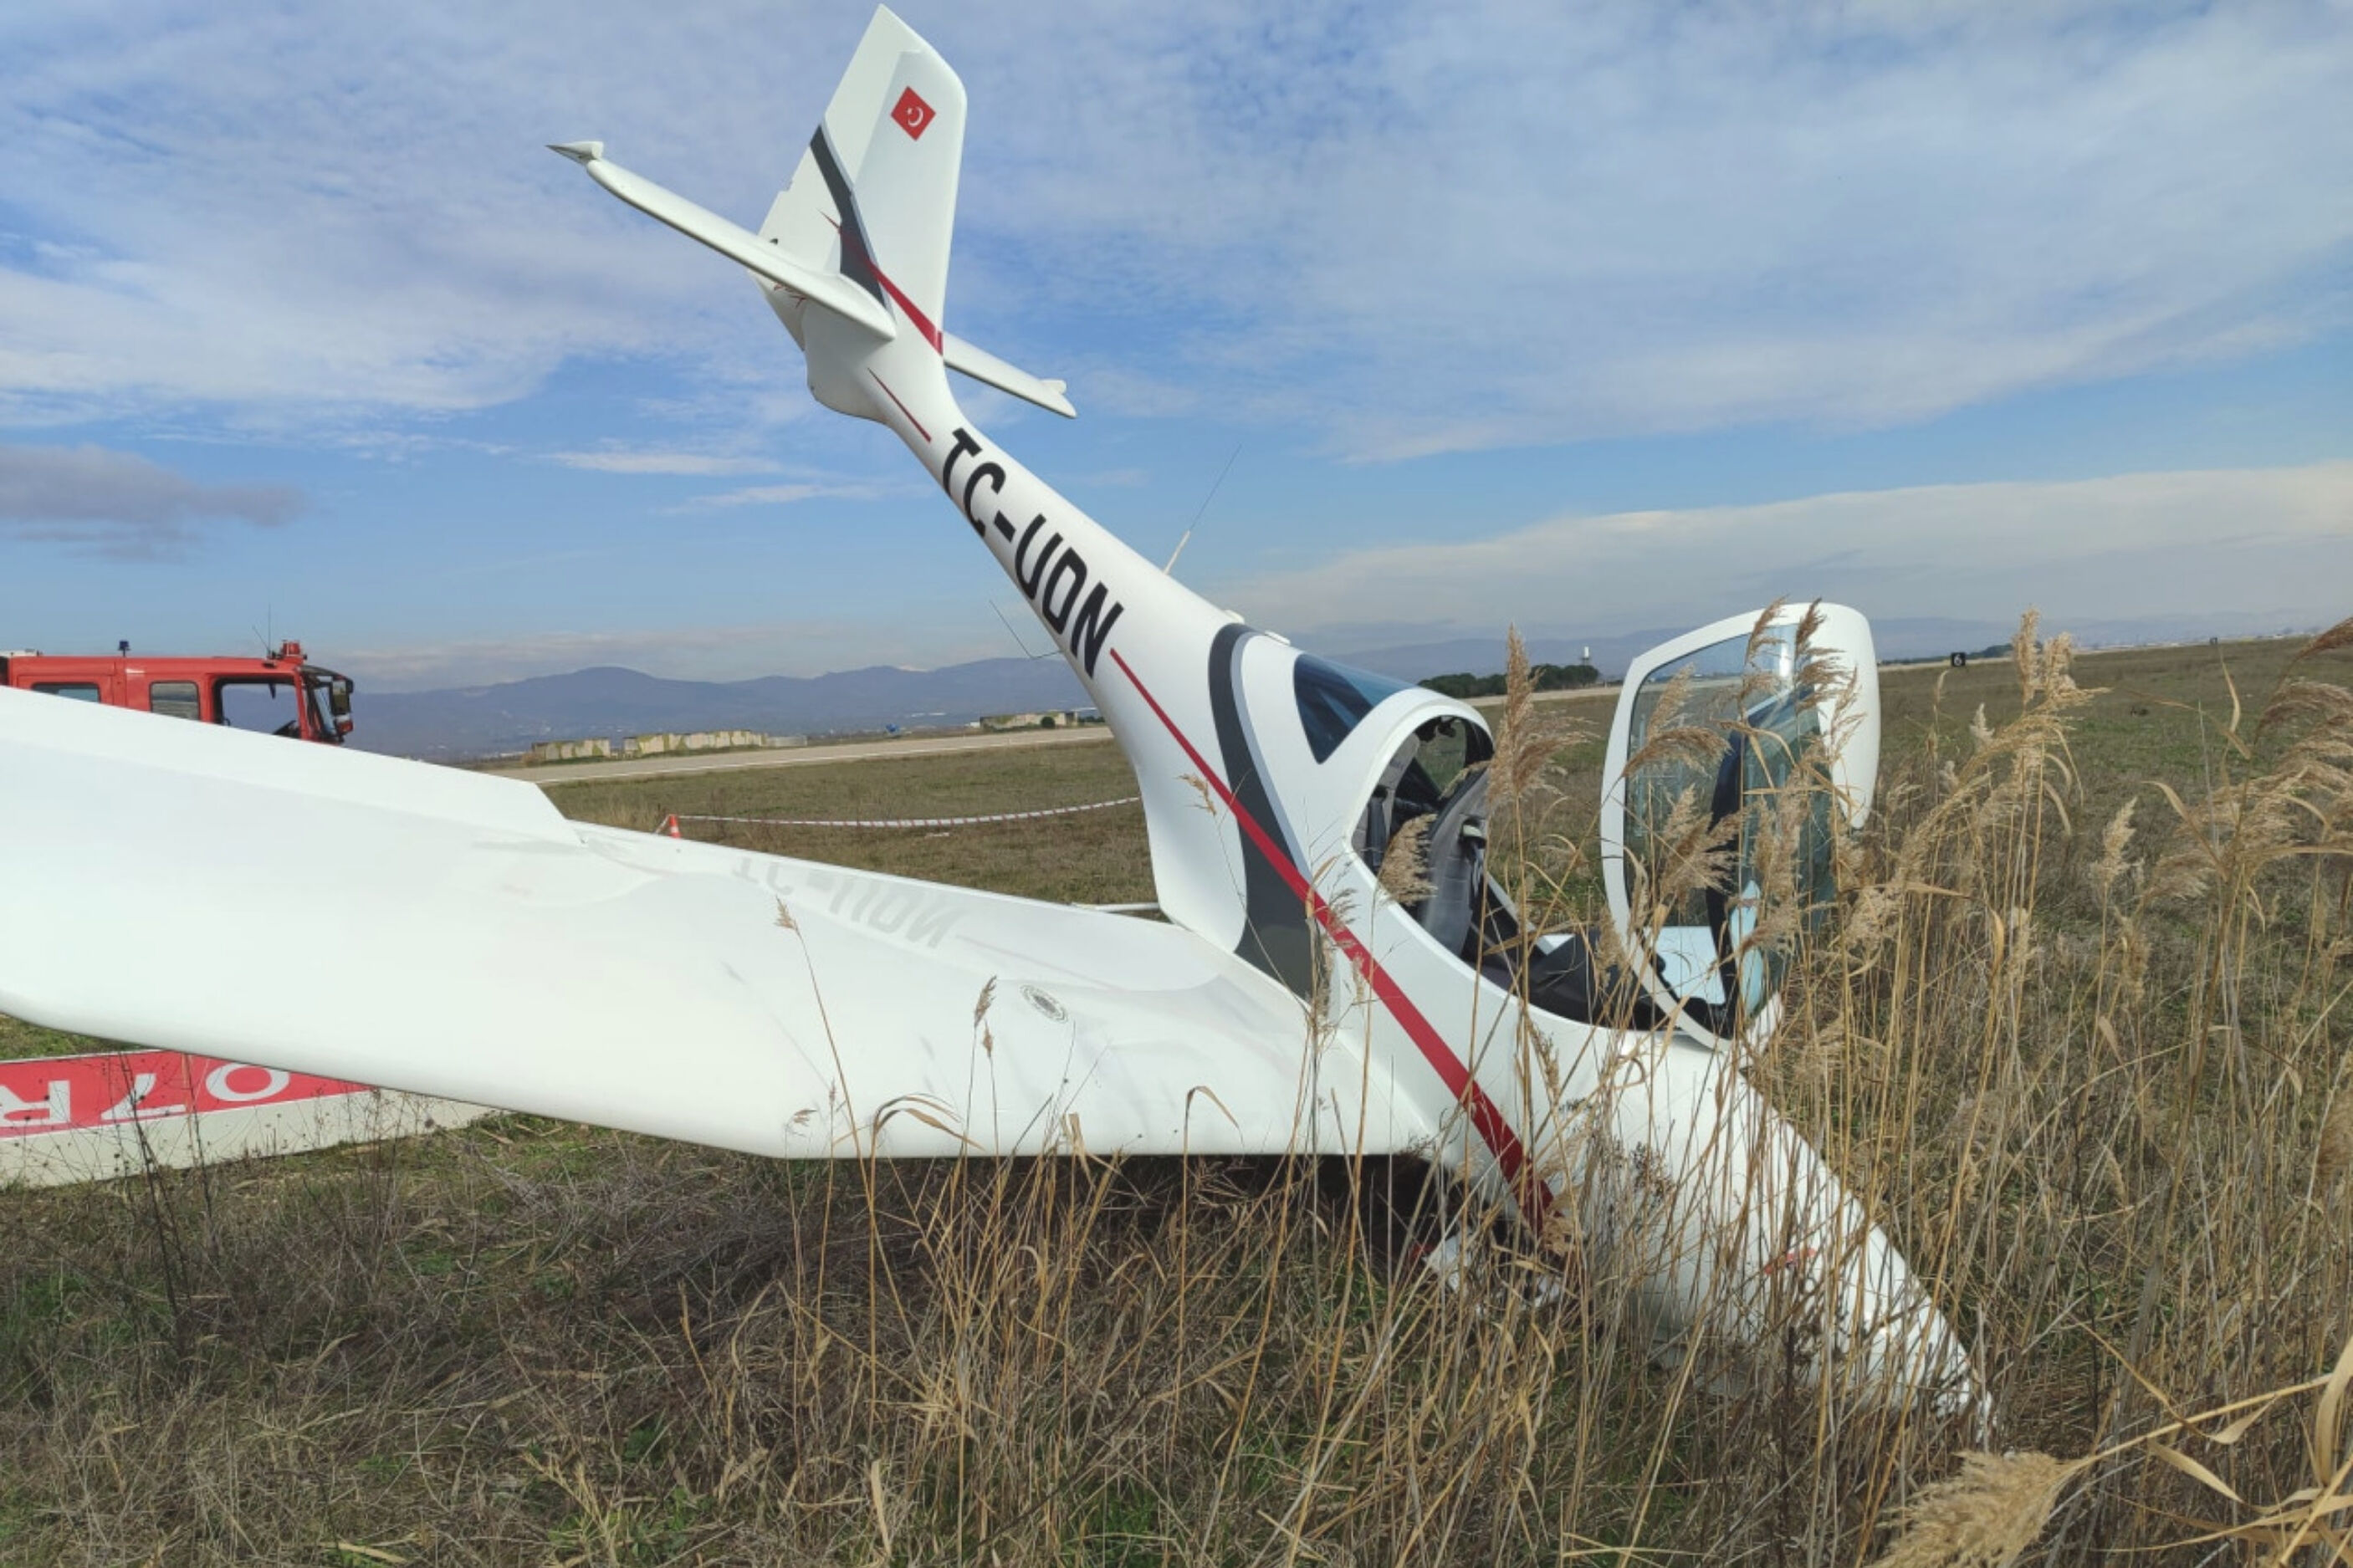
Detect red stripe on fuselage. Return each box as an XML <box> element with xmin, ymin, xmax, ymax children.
<box><xmin>820</xmin><ymin>201</ymin><xmax>943</xmax><ymax>354</ymax></box>
<box><xmin>872</xmin><ymin>268</ymin><xmax>944</xmax><ymax>354</ymax></box>
<box><xmin>868</xmin><ymin>371</ymin><xmax>931</xmax><ymax>443</ymax></box>
<box><xmin>1107</xmin><ymin>649</ymin><xmax>1545</xmax><ymax>1221</ymax></box>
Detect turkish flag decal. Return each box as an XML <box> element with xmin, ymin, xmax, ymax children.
<box><xmin>892</xmin><ymin>86</ymin><xmax>935</xmax><ymax>140</ymax></box>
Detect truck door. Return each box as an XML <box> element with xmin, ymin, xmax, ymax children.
<box><xmin>1598</xmin><ymin>605</ymin><xmax>1880</xmax><ymax>1047</ymax></box>
<box><xmin>213</xmin><ymin>677</ymin><xmax>305</xmax><ymax>738</ymax></box>
<box><xmin>301</xmin><ymin>669</ymin><xmax>354</xmax><ymax>742</ymax></box>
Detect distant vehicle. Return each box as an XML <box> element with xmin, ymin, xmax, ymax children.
<box><xmin>0</xmin><ymin>641</ymin><xmax>353</xmax><ymax>743</ymax></box>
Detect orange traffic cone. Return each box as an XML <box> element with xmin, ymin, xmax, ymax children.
<box><xmin>662</xmin><ymin>814</ymin><xmax>682</xmax><ymax>839</ymax></box>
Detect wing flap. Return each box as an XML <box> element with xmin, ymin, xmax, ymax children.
<box><xmin>0</xmin><ymin>691</ymin><xmax>1419</xmax><ymax>1161</ymax></box>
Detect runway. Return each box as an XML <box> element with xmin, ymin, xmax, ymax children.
<box><xmin>489</xmin><ymin>723</ymin><xmax>1114</xmax><ymax>784</ymax></box>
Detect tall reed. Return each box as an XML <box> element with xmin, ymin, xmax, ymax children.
<box><xmin>0</xmin><ymin>617</ymin><xmax>2347</xmax><ymax>1562</ymax></box>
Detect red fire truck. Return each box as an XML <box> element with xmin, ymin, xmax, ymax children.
<box><xmin>0</xmin><ymin>641</ymin><xmax>355</xmax><ymax>743</ymax></box>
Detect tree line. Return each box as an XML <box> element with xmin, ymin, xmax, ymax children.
<box><xmin>1419</xmin><ymin>662</ymin><xmax>1600</xmax><ymax>699</ymax></box>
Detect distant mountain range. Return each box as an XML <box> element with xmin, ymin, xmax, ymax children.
<box><xmin>350</xmin><ymin>658</ymin><xmax>1095</xmax><ymax>760</ymax></box>
<box><xmin>349</xmin><ymin>613</ymin><xmax>2308</xmax><ymax>761</ymax></box>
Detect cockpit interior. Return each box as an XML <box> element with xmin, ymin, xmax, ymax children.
<box><xmin>1337</xmin><ymin>621</ymin><xmax>1840</xmax><ymax>1039</ymax></box>
<box><xmin>1353</xmin><ymin>710</ymin><xmax>1667</xmax><ymax>1029</ymax></box>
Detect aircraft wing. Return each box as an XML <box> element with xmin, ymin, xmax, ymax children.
<box><xmin>0</xmin><ymin>690</ymin><xmax>1410</xmax><ymax>1162</ymax></box>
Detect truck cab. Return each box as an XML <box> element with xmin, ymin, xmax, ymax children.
<box><xmin>0</xmin><ymin>642</ymin><xmax>354</xmax><ymax>743</ymax></box>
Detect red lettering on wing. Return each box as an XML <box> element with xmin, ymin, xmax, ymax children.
<box><xmin>0</xmin><ymin>1050</ymin><xmax>376</xmax><ymax>1138</ymax></box>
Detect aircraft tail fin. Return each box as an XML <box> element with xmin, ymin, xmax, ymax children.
<box><xmin>760</xmin><ymin>8</ymin><xmax>964</xmax><ymax>353</ymax></box>
<box><xmin>554</xmin><ymin>7</ymin><xmax>1074</xmax><ymax>417</ymax></box>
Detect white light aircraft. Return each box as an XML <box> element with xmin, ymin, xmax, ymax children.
<box><xmin>0</xmin><ymin>8</ymin><xmax>1978</xmax><ymax>1412</ymax></box>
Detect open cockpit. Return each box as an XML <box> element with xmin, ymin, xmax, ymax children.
<box><xmin>1342</xmin><ymin>607</ymin><xmax>1877</xmax><ymax>1046</ymax></box>
<box><xmin>1354</xmin><ymin>712</ymin><xmax>1665</xmax><ymax>1029</ymax></box>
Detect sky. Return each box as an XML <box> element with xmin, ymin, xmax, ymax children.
<box><xmin>1</xmin><ymin>0</ymin><xmax>2347</xmax><ymax>690</ymax></box>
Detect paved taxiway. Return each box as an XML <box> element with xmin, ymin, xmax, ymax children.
<box><xmin>489</xmin><ymin>724</ymin><xmax>1114</xmax><ymax>784</ymax></box>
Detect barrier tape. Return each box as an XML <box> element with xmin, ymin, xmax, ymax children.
<box><xmin>668</xmin><ymin>795</ymin><xmax>1139</xmax><ymax>832</ymax></box>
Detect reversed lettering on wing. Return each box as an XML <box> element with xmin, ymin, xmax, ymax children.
<box><xmin>805</xmin><ymin>869</ymin><xmax>962</xmax><ymax>949</ymax></box>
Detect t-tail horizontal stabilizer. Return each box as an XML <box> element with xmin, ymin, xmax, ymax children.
<box><xmin>548</xmin><ymin>134</ymin><xmax>1075</xmax><ymax>418</ymax></box>
<box><xmin>548</xmin><ymin>140</ymin><xmax>895</xmax><ymax>340</ymax></box>
<box><xmin>943</xmin><ymin>334</ymin><xmax>1074</xmax><ymax>419</ymax></box>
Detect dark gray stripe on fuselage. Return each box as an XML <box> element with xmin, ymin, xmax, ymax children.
<box><xmin>806</xmin><ymin>126</ymin><xmax>887</xmax><ymax>309</ymax></box>
<box><xmin>1209</xmin><ymin>624</ymin><xmax>1315</xmax><ymax>999</ymax></box>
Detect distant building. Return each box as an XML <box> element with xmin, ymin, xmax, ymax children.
<box><xmin>979</xmin><ymin>710</ymin><xmax>1084</xmax><ymax>732</ymax></box>
<box><xmin>524</xmin><ymin>730</ymin><xmax>806</xmax><ymax>765</ymax></box>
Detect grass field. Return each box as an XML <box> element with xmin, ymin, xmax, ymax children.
<box><xmin>3</xmin><ymin>625</ymin><xmax>2350</xmax><ymax>1564</ymax></box>
<box><xmin>549</xmin><ymin>737</ymin><xmax>1154</xmax><ymax>907</ymax></box>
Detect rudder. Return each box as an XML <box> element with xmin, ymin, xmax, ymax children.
<box><xmin>759</xmin><ymin>8</ymin><xmax>964</xmax><ymax>350</ymax></box>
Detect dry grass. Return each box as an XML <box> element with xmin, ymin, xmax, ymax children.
<box><xmin>3</xmin><ymin>625</ymin><xmax>2350</xmax><ymax>1563</ymax></box>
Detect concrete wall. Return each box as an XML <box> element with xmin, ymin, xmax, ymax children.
<box><xmin>526</xmin><ymin>737</ymin><xmax>616</xmax><ymax>764</ymax></box>
<box><xmin>631</xmin><ymin>728</ymin><xmax>780</xmax><ymax>757</ymax></box>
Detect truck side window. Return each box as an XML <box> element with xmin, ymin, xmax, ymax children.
<box><xmin>148</xmin><ymin>681</ymin><xmax>201</xmax><ymax>721</ymax></box>
<box><xmin>32</xmin><ymin>682</ymin><xmax>101</xmax><ymax>702</ymax></box>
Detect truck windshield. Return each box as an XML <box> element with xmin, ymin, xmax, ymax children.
<box><xmin>305</xmin><ymin>676</ymin><xmax>344</xmax><ymax>742</ymax></box>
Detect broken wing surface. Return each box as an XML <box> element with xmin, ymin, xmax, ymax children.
<box><xmin>0</xmin><ymin>691</ymin><xmax>1405</xmax><ymax>1161</ymax></box>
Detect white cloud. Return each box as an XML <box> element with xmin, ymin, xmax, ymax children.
<box><xmin>946</xmin><ymin>1</ymin><xmax>2353</xmax><ymax>453</ymax></box>
<box><xmin>339</xmin><ymin>613</ymin><xmax>1007</xmax><ymax>692</ymax></box>
<box><xmin>0</xmin><ymin>2</ymin><xmax>2345</xmax><ymax>454</ymax></box>
<box><xmin>1220</xmin><ymin>462</ymin><xmax>2353</xmax><ymax>645</ymax></box>
<box><xmin>0</xmin><ymin>0</ymin><xmax>847</xmax><ymax>431</ymax></box>
<box><xmin>549</xmin><ymin>449</ymin><xmax>781</xmax><ymax>476</ymax></box>
<box><xmin>340</xmin><ymin>462</ymin><xmax>2353</xmax><ymax>690</ymax></box>
<box><xmin>320</xmin><ymin>460</ymin><xmax>2353</xmax><ymax>688</ymax></box>
<box><xmin>0</xmin><ymin>440</ymin><xmax>299</xmax><ymax>557</ymax></box>
<box><xmin>674</xmin><ymin>479</ymin><xmax>893</xmax><ymax>509</ymax></box>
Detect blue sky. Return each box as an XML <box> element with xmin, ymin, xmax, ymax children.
<box><xmin>2</xmin><ymin>0</ymin><xmax>2348</xmax><ymax>689</ymax></box>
